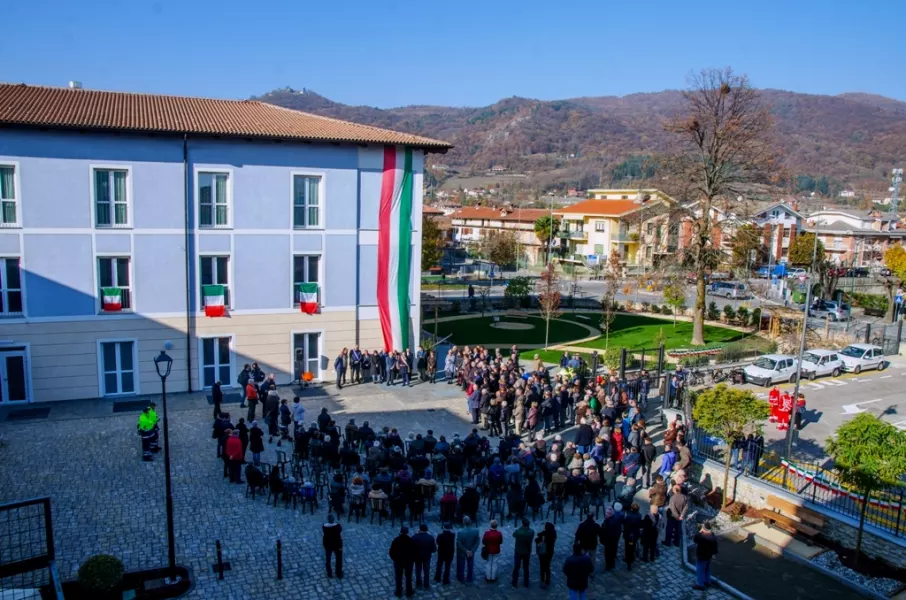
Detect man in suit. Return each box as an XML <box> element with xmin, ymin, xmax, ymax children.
<box><xmin>434</xmin><ymin>522</ymin><xmax>455</xmax><ymax>585</ymax></box>
<box><xmin>389</xmin><ymin>526</ymin><xmax>416</xmax><ymax>598</ymax></box>
<box><xmin>412</xmin><ymin>523</ymin><xmax>437</xmax><ymax>590</ymax></box>
<box><xmin>455</xmin><ymin>516</ymin><xmax>480</xmax><ymax>583</ymax></box>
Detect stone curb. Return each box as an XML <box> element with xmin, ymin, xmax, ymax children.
<box><xmin>782</xmin><ymin>549</ymin><xmax>890</xmax><ymax>600</ymax></box>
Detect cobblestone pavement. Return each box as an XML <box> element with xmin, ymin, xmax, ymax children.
<box><xmin>0</xmin><ymin>379</ymin><xmax>730</xmax><ymax>599</ymax></box>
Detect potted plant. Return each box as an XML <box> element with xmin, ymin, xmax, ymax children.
<box><xmin>77</xmin><ymin>555</ymin><xmax>124</xmax><ymax>600</ymax></box>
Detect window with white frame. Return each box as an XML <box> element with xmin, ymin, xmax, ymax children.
<box><xmin>198</xmin><ymin>172</ymin><xmax>230</xmax><ymax>228</ymax></box>
<box><xmin>293</xmin><ymin>332</ymin><xmax>321</xmax><ymax>379</ymax></box>
<box><xmin>293</xmin><ymin>175</ymin><xmax>321</xmax><ymax>228</ymax></box>
<box><xmin>293</xmin><ymin>255</ymin><xmax>321</xmax><ymax>305</ymax></box>
<box><xmin>98</xmin><ymin>257</ymin><xmax>131</xmax><ymax>311</ymax></box>
<box><xmin>0</xmin><ymin>165</ymin><xmax>18</xmax><ymax>226</ymax></box>
<box><xmin>94</xmin><ymin>168</ymin><xmax>129</xmax><ymax>227</ymax></box>
<box><xmin>594</xmin><ymin>221</ymin><xmax>607</xmax><ymax>232</ymax></box>
<box><xmin>100</xmin><ymin>340</ymin><xmax>136</xmax><ymax>395</ymax></box>
<box><xmin>201</xmin><ymin>336</ymin><xmax>232</xmax><ymax>388</ymax></box>
<box><xmin>0</xmin><ymin>257</ymin><xmax>23</xmax><ymax>315</ymax></box>
<box><xmin>200</xmin><ymin>256</ymin><xmax>230</xmax><ymax>308</ymax></box>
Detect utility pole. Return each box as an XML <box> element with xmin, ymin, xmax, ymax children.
<box><xmin>888</xmin><ymin>168</ymin><xmax>902</xmax><ymax>218</ymax></box>
<box><xmin>786</xmin><ymin>225</ymin><xmax>820</xmax><ymax>458</ymax></box>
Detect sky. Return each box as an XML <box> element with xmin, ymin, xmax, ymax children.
<box><xmin>3</xmin><ymin>0</ymin><xmax>905</xmax><ymax>108</ymax></box>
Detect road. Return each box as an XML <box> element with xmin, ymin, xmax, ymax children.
<box><xmin>703</xmin><ymin>358</ymin><xmax>906</xmax><ymax>460</ymax></box>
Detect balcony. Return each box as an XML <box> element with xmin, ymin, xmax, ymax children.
<box><xmin>558</xmin><ymin>230</ymin><xmax>587</xmax><ymax>240</ymax></box>
<box><xmin>611</xmin><ymin>231</ymin><xmax>640</xmax><ymax>243</ymax></box>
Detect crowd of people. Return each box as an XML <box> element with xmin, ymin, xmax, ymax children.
<box><xmin>201</xmin><ymin>342</ymin><xmax>714</xmax><ymax>596</ymax></box>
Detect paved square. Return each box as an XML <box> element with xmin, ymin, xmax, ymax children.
<box><xmin>0</xmin><ymin>380</ymin><xmax>728</xmax><ymax>599</ymax></box>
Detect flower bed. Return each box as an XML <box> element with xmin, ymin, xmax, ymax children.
<box><xmin>667</xmin><ymin>345</ymin><xmax>724</xmax><ymax>359</ymax></box>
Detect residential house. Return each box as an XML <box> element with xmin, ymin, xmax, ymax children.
<box><xmin>0</xmin><ymin>83</ymin><xmax>450</xmax><ymax>403</ymax></box>
<box><xmin>805</xmin><ymin>208</ymin><xmax>905</xmax><ymax>266</ymax></box>
<box><xmin>751</xmin><ymin>202</ymin><xmax>804</xmax><ymax>264</ymax></box>
<box><xmin>449</xmin><ymin>206</ymin><xmax>549</xmax><ymax>265</ymax></box>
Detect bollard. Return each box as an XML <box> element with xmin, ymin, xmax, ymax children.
<box><xmin>276</xmin><ymin>539</ymin><xmax>283</xmax><ymax>580</ymax></box>
<box><xmin>216</xmin><ymin>540</ymin><xmax>224</xmax><ymax>580</ymax></box>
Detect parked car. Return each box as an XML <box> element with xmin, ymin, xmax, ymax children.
<box><xmin>880</xmin><ymin>267</ymin><xmax>892</xmax><ymax>277</ymax></box>
<box><xmin>828</xmin><ymin>267</ymin><xmax>848</xmax><ymax>277</ymax></box>
<box><xmin>743</xmin><ymin>354</ymin><xmax>799</xmax><ymax>386</ymax></box>
<box><xmin>838</xmin><ymin>344</ymin><xmax>887</xmax><ymax>374</ymax></box>
<box><xmin>707</xmin><ymin>281</ymin><xmax>750</xmax><ymax>299</ymax></box>
<box><xmin>808</xmin><ymin>300</ymin><xmax>851</xmax><ymax>321</ymax></box>
<box><xmin>787</xmin><ymin>267</ymin><xmax>807</xmax><ymax>278</ymax></box>
<box><xmin>799</xmin><ymin>349</ymin><xmax>844</xmax><ymax>380</ymax></box>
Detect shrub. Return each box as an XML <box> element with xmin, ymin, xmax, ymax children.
<box><xmin>718</xmin><ymin>341</ymin><xmax>754</xmax><ymax>363</ymax></box>
<box><xmin>736</xmin><ymin>306</ymin><xmax>749</xmax><ymax>326</ymax></box>
<box><xmin>707</xmin><ymin>301</ymin><xmax>721</xmax><ymax>321</ymax></box>
<box><xmin>641</xmin><ymin>301</ymin><xmax>651</xmax><ymax>312</ymax></box>
<box><xmin>723</xmin><ymin>305</ymin><xmax>736</xmax><ymax>323</ymax></box>
<box><xmin>661</xmin><ymin>304</ymin><xmax>672</xmax><ymax>315</ymax></box>
<box><xmin>602</xmin><ymin>347</ymin><xmax>622</xmax><ymax>373</ymax></box>
<box><xmin>78</xmin><ymin>555</ymin><xmax>124</xmax><ymax>596</ymax></box>
<box><xmin>749</xmin><ymin>307</ymin><xmax>762</xmax><ymax>328</ymax></box>
<box><xmin>649</xmin><ymin>304</ymin><xmax>660</xmax><ymax>314</ymax></box>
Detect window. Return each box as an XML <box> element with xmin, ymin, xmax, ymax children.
<box><xmin>0</xmin><ymin>258</ymin><xmax>23</xmax><ymax>315</ymax></box>
<box><xmin>646</xmin><ymin>223</ymin><xmax>654</xmax><ymax>236</ymax></box>
<box><xmin>293</xmin><ymin>174</ymin><xmax>321</xmax><ymax>228</ymax></box>
<box><xmin>294</xmin><ymin>332</ymin><xmax>321</xmax><ymax>379</ymax></box>
<box><xmin>594</xmin><ymin>221</ymin><xmax>607</xmax><ymax>232</ymax></box>
<box><xmin>198</xmin><ymin>172</ymin><xmax>230</xmax><ymax>228</ymax></box>
<box><xmin>200</xmin><ymin>256</ymin><xmax>230</xmax><ymax>308</ymax></box>
<box><xmin>293</xmin><ymin>255</ymin><xmax>321</xmax><ymax>304</ymax></box>
<box><xmin>621</xmin><ymin>195</ymin><xmax>629</xmax><ymax>200</ymax></box>
<box><xmin>833</xmin><ymin>237</ymin><xmax>843</xmax><ymax>249</ymax></box>
<box><xmin>0</xmin><ymin>165</ymin><xmax>18</xmax><ymax>226</ymax></box>
<box><xmin>100</xmin><ymin>341</ymin><xmax>136</xmax><ymax>396</ymax></box>
<box><xmin>94</xmin><ymin>169</ymin><xmax>129</xmax><ymax>227</ymax></box>
<box><xmin>98</xmin><ymin>257</ymin><xmax>131</xmax><ymax>311</ymax></box>
<box><xmin>201</xmin><ymin>336</ymin><xmax>232</xmax><ymax>388</ymax></box>
<box><xmin>645</xmin><ymin>245</ymin><xmax>653</xmax><ymax>260</ymax></box>
<box><xmin>593</xmin><ymin>244</ymin><xmax>604</xmax><ymax>255</ymax></box>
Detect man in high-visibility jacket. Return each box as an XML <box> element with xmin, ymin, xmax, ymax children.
<box><xmin>138</xmin><ymin>408</ymin><xmax>156</xmax><ymax>461</ymax></box>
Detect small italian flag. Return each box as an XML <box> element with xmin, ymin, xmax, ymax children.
<box><xmin>102</xmin><ymin>287</ymin><xmax>122</xmax><ymax>312</ymax></box>
<box><xmin>203</xmin><ymin>284</ymin><xmax>226</xmax><ymax>317</ymax></box>
<box><xmin>297</xmin><ymin>282</ymin><xmax>319</xmax><ymax>314</ymax></box>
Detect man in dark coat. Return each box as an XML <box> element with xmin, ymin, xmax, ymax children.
<box><xmin>389</xmin><ymin>526</ymin><xmax>416</xmax><ymax>598</ymax></box>
<box><xmin>562</xmin><ymin>543</ymin><xmax>594</xmax><ymax>598</ymax></box>
<box><xmin>412</xmin><ymin>523</ymin><xmax>437</xmax><ymax>590</ymax></box>
<box><xmin>574</xmin><ymin>512</ymin><xmax>600</xmax><ymax>571</ymax></box>
<box><xmin>600</xmin><ymin>507</ymin><xmax>623</xmax><ymax>570</ymax></box>
<box><xmin>322</xmin><ymin>513</ymin><xmax>343</xmax><ymax>578</ymax></box>
<box><xmin>211</xmin><ymin>380</ymin><xmax>224</xmax><ymax>419</ymax></box>
<box><xmin>434</xmin><ymin>522</ymin><xmax>455</xmax><ymax>585</ymax></box>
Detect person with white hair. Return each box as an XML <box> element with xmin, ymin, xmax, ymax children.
<box><xmin>481</xmin><ymin>520</ymin><xmax>503</xmax><ymax>582</ymax></box>
<box><xmin>601</xmin><ymin>505</ymin><xmax>623</xmax><ymax>570</ymax></box>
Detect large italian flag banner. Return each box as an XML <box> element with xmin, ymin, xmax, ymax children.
<box><xmin>203</xmin><ymin>284</ymin><xmax>226</xmax><ymax>317</ymax></box>
<box><xmin>377</xmin><ymin>145</ymin><xmax>413</xmax><ymax>352</ymax></box>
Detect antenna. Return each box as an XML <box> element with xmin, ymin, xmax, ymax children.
<box><xmin>889</xmin><ymin>168</ymin><xmax>902</xmax><ymax>217</ymax></box>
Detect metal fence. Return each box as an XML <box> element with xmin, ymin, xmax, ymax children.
<box><xmin>847</xmin><ymin>319</ymin><xmax>904</xmax><ymax>356</ymax></box>
<box><xmin>690</xmin><ymin>428</ymin><xmax>906</xmax><ymax>538</ymax></box>
<box><xmin>0</xmin><ymin>497</ymin><xmax>63</xmax><ymax>599</ymax></box>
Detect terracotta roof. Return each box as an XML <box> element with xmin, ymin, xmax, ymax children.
<box><xmin>423</xmin><ymin>205</ymin><xmax>445</xmax><ymax>216</ymax></box>
<box><xmin>0</xmin><ymin>83</ymin><xmax>452</xmax><ymax>150</ymax></box>
<box><xmin>555</xmin><ymin>199</ymin><xmax>642</xmax><ymax>217</ymax></box>
<box><xmin>450</xmin><ymin>206</ymin><xmax>549</xmax><ymax>222</ymax></box>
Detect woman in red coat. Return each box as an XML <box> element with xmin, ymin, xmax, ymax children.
<box><xmin>768</xmin><ymin>387</ymin><xmax>781</xmax><ymax>423</ymax></box>
<box><xmin>611</xmin><ymin>429</ymin><xmax>624</xmax><ymax>473</ymax></box>
<box><xmin>481</xmin><ymin>521</ymin><xmax>504</xmax><ymax>582</ymax></box>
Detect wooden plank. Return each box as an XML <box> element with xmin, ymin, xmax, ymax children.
<box><xmin>766</xmin><ymin>495</ymin><xmax>825</xmax><ymax>527</ymax></box>
<box><xmin>761</xmin><ymin>509</ymin><xmax>819</xmax><ymax>537</ymax></box>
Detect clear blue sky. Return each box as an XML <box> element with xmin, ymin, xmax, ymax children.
<box><xmin>4</xmin><ymin>0</ymin><xmax>904</xmax><ymax>107</ymax></box>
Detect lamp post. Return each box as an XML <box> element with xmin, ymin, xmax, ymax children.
<box><xmin>153</xmin><ymin>344</ymin><xmax>178</xmax><ymax>577</ymax></box>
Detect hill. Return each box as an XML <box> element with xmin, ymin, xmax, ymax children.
<box><xmin>254</xmin><ymin>87</ymin><xmax>906</xmax><ymax>194</ymax></box>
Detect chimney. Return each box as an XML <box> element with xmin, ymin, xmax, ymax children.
<box><xmin>68</xmin><ymin>81</ymin><xmax>82</xmax><ymax>89</ymax></box>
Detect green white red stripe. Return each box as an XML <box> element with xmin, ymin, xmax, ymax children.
<box><xmin>102</xmin><ymin>287</ymin><xmax>122</xmax><ymax>311</ymax></box>
<box><xmin>203</xmin><ymin>284</ymin><xmax>226</xmax><ymax>317</ymax></box>
<box><xmin>377</xmin><ymin>146</ymin><xmax>413</xmax><ymax>351</ymax></box>
<box><xmin>297</xmin><ymin>282</ymin><xmax>319</xmax><ymax>314</ymax></box>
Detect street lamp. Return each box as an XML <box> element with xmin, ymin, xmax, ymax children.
<box><xmin>153</xmin><ymin>343</ymin><xmax>179</xmax><ymax>579</ymax></box>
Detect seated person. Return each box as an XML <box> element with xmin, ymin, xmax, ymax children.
<box><xmin>459</xmin><ymin>485</ymin><xmax>481</xmax><ymax>519</ymax></box>
<box><xmin>505</xmin><ymin>483</ymin><xmax>525</xmax><ymax>517</ymax></box>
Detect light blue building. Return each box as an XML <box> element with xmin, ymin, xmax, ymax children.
<box><xmin>0</xmin><ymin>83</ymin><xmax>450</xmax><ymax>402</ymax></box>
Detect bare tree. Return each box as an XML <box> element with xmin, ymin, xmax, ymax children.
<box><xmin>538</xmin><ymin>263</ymin><xmax>562</xmax><ymax>349</ymax></box>
<box><xmin>600</xmin><ymin>250</ymin><xmax>622</xmax><ymax>348</ymax></box>
<box><xmin>665</xmin><ymin>67</ymin><xmax>776</xmax><ymax>345</ymax></box>
<box><xmin>476</xmin><ymin>284</ymin><xmax>492</xmax><ymax>316</ymax></box>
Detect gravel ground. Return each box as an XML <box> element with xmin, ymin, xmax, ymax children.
<box><xmin>811</xmin><ymin>551</ymin><xmax>904</xmax><ymax>597</ymax></box>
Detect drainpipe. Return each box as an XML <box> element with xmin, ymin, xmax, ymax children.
<box><xmin>183</xmin><ymin>135</ymin><xmax>193</xmax><ymax>392</ymax></box>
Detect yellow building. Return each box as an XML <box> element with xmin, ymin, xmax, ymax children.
<box><xmin>554</xmin><ymin>189</ymin><xmax>676</xmax><ymax>269</ymax></box>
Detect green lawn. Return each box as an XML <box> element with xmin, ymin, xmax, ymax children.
<box><xmin>432</xmin><ymin>316</ymin><xmax>592</xmax><ymax>346</ymax></box>
<box><xmin>579</xmin><ymin>314</ymin><xmax>746</xmax><ymax>351</ymax></box>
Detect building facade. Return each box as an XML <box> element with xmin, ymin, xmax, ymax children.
<box><xmin>0</xmin><ymin>84</ymin><xmax>450</xmax><ymax>403</ymax></box>
<box><xmin>805</xmin><ymin>208</ymin><xmax>905</xmax><ymax>266</ymax></box>
<box><xmin>449</xmin><ymin>206</ymin><xmax>549</xmax><ymax>265</ymax></box>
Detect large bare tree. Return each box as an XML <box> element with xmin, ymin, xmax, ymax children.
<box><xmin>666</xmin><ymin>68</ymin><xmax>775</xmax><ymax>345</ymax></box>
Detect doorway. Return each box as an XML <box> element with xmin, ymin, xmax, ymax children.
<box><xmin>0</xmin><ymin>347</ymin><xmax>29</xmax><ymax>403</ymax></box>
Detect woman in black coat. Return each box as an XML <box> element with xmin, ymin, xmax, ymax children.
<box><xmin>249</xmin><ymin>421</ymin><xmax>265</xmax><ymax>466</ymax></box>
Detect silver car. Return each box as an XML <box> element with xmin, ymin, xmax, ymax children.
<box><xmin>808</xmin><ymin>300</ymin><xmax>851</xmax><ymax>321</ymax></box>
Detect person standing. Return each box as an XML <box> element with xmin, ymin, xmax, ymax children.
<box><xmin>535</xmin><ymin>522</ymin><xmax>557</xmax><ymax>589</ymax></box>
<box><xmin>426</xmin><ymin>350</ymin><xmax>437</xmax><ymax>384</ymax></box>
<box><xmin>456</xmin><ymin>516</ymin><xmax>479</xmax><ymax>583</ymax></box>
<box><xmin>264</xmin><ymin>389</ymin><xmax>280</xmax><ymax>443</ymax></box>
<box><xmin>245</xmin><ymin>379</ymin><xmax>259</xmax><ymax>422</ymax></box>
<box><xmin>664</xmin><ymin>484</ymin><xmax>688</xmax><ymax>547</ymax></box>
<box><xmin>412</xmin><ymin>523</ymin><xmax>437</xmax><ymax>591</ymax></box>
<box><xmin>249</xmin><ymin>421</ymin><xmax>264</xmax><ymax>466</ymax></box>
<box><xmin>211</xmin><ymin>380</ymin><xmax>224</xmax><ymax>420</ymax></box>
<box><xmin>562</xmin><ymin>543</ymin><xmax>594</xmax><ymax>600</ymax></box>
<box><xmin>400</xmin><ymin>355</ymin><xmax>411</xmax><ymax>387</ymax></box>
<box><xmin>416</xmin><ymin>347</ymin><xmax>428</xmax><ymax>383</ymax></box>
<box><xmin>390</xmin><ymin>526</ymin><xmax>416</xmax><ymax>598</ymax></box>
<box><xmin>350</xmin><ymin>346</ymin><xmax>363</xmax><ymax>384</ymax></box>
<box><xmin>640</xmin><ymin>436</ymin><xmax>657</xmax><ymax>488</ymax></box>
<box><xmin>224</xmin><ymin>430</ymin><xmax>244</xmax><ymax>484</ymax></box>
<box><xmin>335</xmin><ymin>349</ymin><xmax>347</xmax><ymax>389</ymax></box>
<box><xmin>434</xmin><ymin>522</ymin><xmax>455</xmax><ymax>585</ymax></box>
<box><xmin>693</xmin><ymin>521</ymin><xmax>718</xmax><ymax>590</ymax></box>
<box><xmin>322</xmin><ymin>513</ymin><xmax>343</xmax><ymax>579</ymax></box>
<box><xmin>481</xmin><ymin>520</ymin><xmax>503</xmax><ymax>582</ymax></box>
<box><xmin>641</xmin><ymin>505</ymin><xmax>661</xmax><ymax>562</ymax></box>
<box><xmin>623</xmin><ymin>503</ymin><xmax>642</xmax><ymax>570</ymax></box>
<box><xmin>237</xmin><ymin>363</ymin><xmax>251</xmax><ymax>408</ymax></box>
<box><xmin>511</xmin><ymin>518</ymin><xmax>534</xmax><ymax>588</ymax></box>
<box><xmin>574</xmin><ymin>512</ymin><xmax>600</xmax><ymax>571</ymax></box>
<box><xmin>600</xmin><ymin>507</ymin><xmax>622</xmax><ymax>570</ymax></box>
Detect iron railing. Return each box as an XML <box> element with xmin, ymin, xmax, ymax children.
<box><xmin>0</xmin><ymin>497</ymin><xmax>64</xmax><ymax>599</ymax></box>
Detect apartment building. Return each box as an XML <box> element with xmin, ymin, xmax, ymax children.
<box><xmin>0</xmin><ymin>84</ymin><xmax>450</xmax><ymax>403</ymax></box>
<box><xmin>805</xmin><ymin>208</ymin><xmax>905</xmax><ymax>266</ymax></box>
<box><xmin>553</xmin><ymin>189</ymin><xmax>675</xmax><ymax>269</ymax></box>
<box><xmin>752</xmin><ymin>202</ymin><xmax>803</xmax><ymax>263</ymax></box>
<box><xmin>449</xmin><ymin>206</ymin><xmax>549</xmax><ymax>265</ymax></box>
